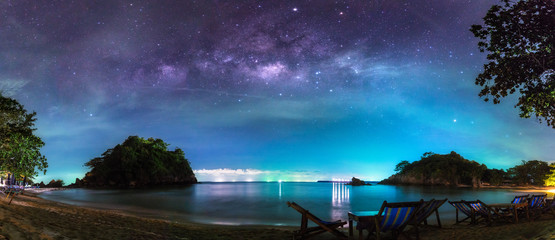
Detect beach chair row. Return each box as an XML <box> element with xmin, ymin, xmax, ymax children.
<box><xmin>450</xmin><ymin>194</ymin><xmax>555</xmax><ymax>226</ymax></box>
<box><xmin>1</xmin><ymin>185</ymin><xmax>25</xmax><ymax>204</ymax></box>
<box><xmin>1</xmin><ymin>173</ymin><xmax>28</xmax><ymax>205</ymax></box>
<box><xmin>288</xmin><ymin>198</ymin><xmax>447</xmax><ymax>240</ymax></box>
<box><xmin>288</xmin><ymin>194</ymin><xmax>555</xmax><ymax>240</ymax></box>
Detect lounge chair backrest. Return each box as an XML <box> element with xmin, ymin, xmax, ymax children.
<box><xmin>414</xmin><ymin>198</ymin><xmax>447</xmax><ymax>223</ymax></box>
<box><xmin>467</xmin><ymin>201</ymin><xmax>489</xmax><ymax>216</ymax></box>
<box><xmin>449</xmin><ymin>200</ymin><xmax>473</xmax><ymax>216</ymax></box>
<box><xmin>511</xmin><ymin>194</ymin><xmax>529</xmax><ymax>204</ymax></box>
<box><xmin>287</xmin><ymin>201</ymin><xmax>347</xmax><ymax>239</ymax></box>
<box><xmin>529</xmin><ymin>194</ymin><xmax>547</xmax><ymax>208</ymax></box>
<box><xmin>377</xmin><ymin>201</ymin><xmax>421</xmax><ymax>232</ymax></box>
<box><xmin>287</xmin><ymin>201</ymin><xmax>324</xmax><ymax>222</ymax></box>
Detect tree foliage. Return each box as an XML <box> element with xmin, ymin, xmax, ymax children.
<box><xmin>507</xmin><ymin>160</ymin><xmax>550</xmax><ymax>186</ymax></box>
<box><xmin>386</xmin><ymin>151</ymin><xmax>487</xmax><ymax>187</ymax></box>
<box><xmin>0</xmin><ymin>94</ymin><xmax>48</xmax><ymax>177</ymax></box>
<box><xmin>394</xmin><ymin>160</ymin><xmax>410</xmax><ymax>173</ymax></box>
<box><xmin>470</xmin><ymin>0</ymin><xmax>555</xmax><ymax>127</ymax></box>
<box><xmin>388</xmin><ymin>155</ymin><xmax>554</xmax><ymax>187</ymax></box>
<box><xmin>545</xmin><ymin>163</ymin><xmax>555</xmax><ymax>187</ymax></box>
<box><xmin>83</xmin><ymin>136</ymin><xmax>196</xmax><ymax>187</ymax></box>
<box><xmin>482</xmin><ymin>168</ymin><xmax>508</xmax><ymax>186</ymax></box>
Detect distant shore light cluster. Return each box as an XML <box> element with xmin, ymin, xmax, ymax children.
<box><xmin>193</xmin><ymin>168</ymin><xmax>353</xmax><ymax>182</ymax></box>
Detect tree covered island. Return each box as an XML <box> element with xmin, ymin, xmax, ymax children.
<box><xmin>381</xmin><ymin>151</ymin><xmax>555</xmax><ymax>188</ymax></box>
<box><xmin>80</xmin><ymin>136</ymin><xmax>197</xmax><ymax>188</ymax></box>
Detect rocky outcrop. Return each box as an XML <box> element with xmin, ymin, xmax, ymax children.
<box><xmin>346</xmin><ymin>177</ymin><xmax>371</xmax><ymax>186</ymax></box>
<box><xmin>67</xmin><ymin>178</ymin><xmax>84</xmax><ymax>188</ymax></box>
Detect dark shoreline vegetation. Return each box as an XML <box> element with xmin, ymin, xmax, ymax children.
<box><xmin>380</xmin><ymin>151</ymin><xmax>555</xmax><ymax>188</ymax></box>
<box><xmin>38</xmin><ymin>149</ymin><xmax>555</xmax><ymax>189</ymax></box>
<box><xmin>33</xmin><ymin>148</ymin><xmax>555</xmax><ymax>190</ymax></box>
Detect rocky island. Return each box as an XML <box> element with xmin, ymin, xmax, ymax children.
<box><xmin>346</xmin><ymin>177</ymin><xmax>371</xmax><ymax>186</ymax></box>
<box><xmin>79</xmin><ymin>136</ymin><xmax>197</xmax><ymax>188</ymax></box>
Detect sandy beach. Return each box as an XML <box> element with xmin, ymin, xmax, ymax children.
<box><xmin>1</xmin><ymin>189</ymin><xmax>555</xmax><ymax>240</ymax></box>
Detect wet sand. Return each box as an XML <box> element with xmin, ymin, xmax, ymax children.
<box><xmin>1</xmin><ymin>189</ymin><xmax>554</xmax><ymax>239</ymax></box>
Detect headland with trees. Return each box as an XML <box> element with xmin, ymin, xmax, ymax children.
<box><xmin>381</xmin><ymin>151</ymin><xmax>555</xmax><ymax>188</ymax></box>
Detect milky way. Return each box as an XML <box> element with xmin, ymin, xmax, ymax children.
<box><xmin>1</xmin><ymin>0</ymin><xmax>554</xmax><ymax>183</ymax></box>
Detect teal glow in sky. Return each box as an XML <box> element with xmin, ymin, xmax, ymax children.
<box><xmin>1</xmin><ymin>0</ymin><xmax>554</xmax><ymax>184</ymax></box>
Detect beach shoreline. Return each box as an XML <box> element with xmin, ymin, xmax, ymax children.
<box><xmin>0</xmin><ymin>188</ymin><xmax>554</xmax><ymax>239</ymax></box>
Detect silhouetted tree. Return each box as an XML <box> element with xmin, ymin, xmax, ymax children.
<box><xmin>508</xmin><ymin>160</ymin><xmax>550</xmax><ymax>186</ymax></box>
<box><xmin>483</xmin><ymin>169</ymin><xmax>507</xmax><ymax>186</ymax></box>
<box><xmin>470</xmin><ymin>0</ymin><xmax>555</xmax><ymax>128</ymax></box>
<box><xmin>394</xmin><ymin>160</ymin><xmax>411</xmax><ymax>174</ymax></box>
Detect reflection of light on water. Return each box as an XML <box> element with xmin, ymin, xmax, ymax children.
<box><xmin>331</xmin><ymin>180</ymin><xmax>350</xmax><ymax>221</ymax></box>
<box><xmin>332</xmin><ymin>181</ymin><xmax>350</xmax><ymax>206</ymax></box>
<box><xmin>278</xmin><ymin>180</ymin><xmax>282</xmax><ymax>199</ymax></box>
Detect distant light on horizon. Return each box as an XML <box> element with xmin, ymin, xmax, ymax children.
<box><xmin>193</xmin><ymin>168</ymin><xmax>364</xmax><ymax>182</ymax></box>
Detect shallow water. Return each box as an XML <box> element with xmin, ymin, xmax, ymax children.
<box><xmin>38</xmin><ymin>182</ymin><xmax>550</xmax><ymax>226</ymax></box>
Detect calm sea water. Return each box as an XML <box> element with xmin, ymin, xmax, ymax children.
<box><xmin>38</xmin><ymin>182</ymin><xmax>551</xmax><ymax>226</ymax></box>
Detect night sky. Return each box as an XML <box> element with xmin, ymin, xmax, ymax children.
<box><xmin>2</xmin><ymin>0</ymin><xmax>554</xmax><ymax>184</ymax></box>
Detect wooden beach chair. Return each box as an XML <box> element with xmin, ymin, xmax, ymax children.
<box><xmin>287</xmin><ymin>201</ymin><xmax>347</xmax><ymax>240</ymax></box>
<box><xmin>528</xmin><ymin>194</ymin><xmax>547</xmax><ymax>219</ymax></box>
<box><xmin>511</xmin><ymin>194</ymin><xmax>529</xmax><ymax>204</ymax></box>
<box><xmin>4</xmin><ymin>185</ymin><xmax>24</xmax><ymax>205</ymax></box>
<box><xmin>360</xmin><ymin>200</ymin><xmax>421</xmax><ymax>240</ymax></box>
<box><xmin>449</xmin><ymin>200</ymin><xmax>475</xmax><ymax>224</ymax></box>
<box><xmin>412</xmin><ymin>198</ymin><xmax>447</xmax><ymax>228</ymax></box>
<box><xmin>499</xmin><ymin>194</ymin><xmax>530</xmax><ymax>217</ymax></box>
<box><xmin>467</xmin><ymin>200</ymin><xmax>519</xmax><ymax>225</ymax></box>
<box><xmin>465</xmin><ymin>200</ymin><xmax>494</xmax><ymax>225</ymax></box>
<box><xmin>2</xmin><ymin>174</ymin><xmax>26</xmax><ymax>205</ymax></box>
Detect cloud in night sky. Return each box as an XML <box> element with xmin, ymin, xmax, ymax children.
<box><xmin>1</xmin><ymin>0</ymin><xmax>554</xmax><ymax>184</ymax></box>
<box><xmin>0</xmin><ymin>78</ymin><xmax>29</xmax><ymax>96</ymax></box>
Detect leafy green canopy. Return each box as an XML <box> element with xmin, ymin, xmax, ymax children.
<box><xmin>470</xmin><ymin>0</ymin><xmax>555</xmax><ymax>128</ymax></box>
<box><xmin>545</xmin><ymin>163</ymin><xmax>555</xmax><ymax>187</ymax></box>
<box><xmin>84</xmin><ymin>136</ymin><xmax>195</xmax><ymax>186</ymax></box>
<box><xmin>0</xmin><ymin>94</ymin><xmax>48</xmax><ymax>177</ymax></box>
<box><xmin>394</xmin><ymin>151</ymin><xmax>487</xmax><ymax>186</ymax></box>
<box><xmin>395</xmin><ymin>155</ymin><xmax>552</xmax><ymax>186</ymax></box>
<box><xmin>508</xmin><ymin>160</ymin><xmax>551</xmax><ymax>186</ymax></box>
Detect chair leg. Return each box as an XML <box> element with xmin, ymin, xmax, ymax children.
<box><xmin>8</xmin><ymin>194</ymin><xmax>15</xmax><ymax>205</ymax></box>
<box><xmin>375</xmin><ymin>219</ymin><xmax>381</xmax><ymax>240</ymax></box>
<box><xmin>300</xmin><ymin>214</ymin><xmax>307</xmax><ymax>231</ymax></box>
<box><xmin>435</xmin><ymin>210</ymin><xmax>442</xmax><ymax>228</ymax></box>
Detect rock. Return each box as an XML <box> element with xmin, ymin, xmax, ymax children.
<box><xmin>347</xmin><ymin>177</ymin><xmax>371</xmax><ymax>186</ymax></box>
